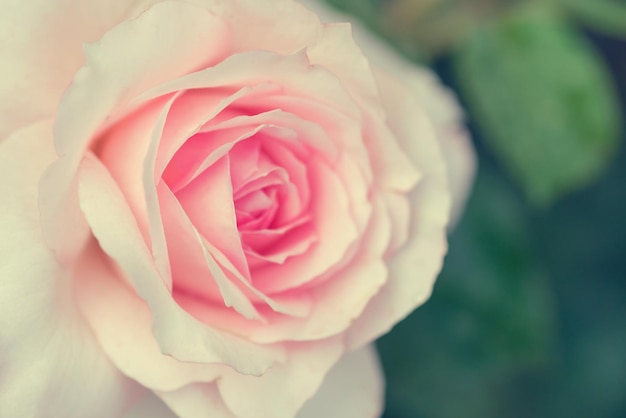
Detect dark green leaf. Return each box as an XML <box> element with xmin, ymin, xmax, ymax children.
<box><xmin>454</xmin><ymin>11</ymin><xmax>621</xmax><ymax>206</ymax></box>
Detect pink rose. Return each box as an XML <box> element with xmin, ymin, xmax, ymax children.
<box><xmin>0</xmin><ymin>0</ymin><xmax>475</xmax><ymax>417</ymax></box>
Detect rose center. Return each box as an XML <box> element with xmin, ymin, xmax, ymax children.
<box><xmin>234</xmin><ymin>186</ymin><xmax>280</xmax><ymax>230</ymax></box>
<box><xmin>224</xmin><ymin>137</ymin><xmax>314</xmax><ymax>267</ymax></box>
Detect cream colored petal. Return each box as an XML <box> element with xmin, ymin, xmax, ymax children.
<box><xmin>0</xmin><ymin>121</ymin><xmax>134</xmax><ymax>418</ymax></box>
<box><xmin>348</xmin><ymin>71</ymin><xmax>451</xmax><ymax>349</ymax></box>
<box><xmin>297</xmin><ymin>0</ymin><xmax>476</xmax><ymax>225</ymax></box>
<box><xmin>297</xmin><ymin>345</ymin><xmax>384</xmax><ymax>418</ymax></box>
<box><xmin>39</xmin><ymin>0</ymin><xmax>230</xmax><ymax>263</ymax></box>
<box><xmin>0</xmin><ymin>0</ymin><xmax>159</xmax><ymax>139</ymax></box>
<box><xmin>216</xmin><ymin>339</ymin><xmax>344</xmax><ymax>418</ymax></box>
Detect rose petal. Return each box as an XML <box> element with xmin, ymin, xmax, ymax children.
<box><xmin>99</xmin><ymin>89</ymin><xmax>254</xmax><ymax>292</ymax></box>
<box><xmin>248</xmin><ymin>194</ymin><xmax>390</xmax><ymax>343</ymax></box>
<box><xmin>296</xmin><ymin>345</ymin><xmax>384</xmax><ymax>418</ymax></box>
<box><xmin>347</xmin><ymin>70</ymin><xmax>451</xmax><ymax>349</ymax></box>
<box><xmin>217</xmin><ymin>339</ymin><xmax>344</xmax><ymax>418</ymax></box>
<box><xmin>299</xmin><ymin>0</ymin><xmax>475</xmax><ymax>225</ymax></box>
<box><xmin>236</xmin><ymin>188</ymin><xmax>280</xmax><ymax>222</ymax></box>
<box><xmin>362</xmin><ymin>107</ymin><xmax>422</xmax><ymax>192</ymax></box>
<box><xmin>209</xmin><ymin>0</ymin><xmax>322</xmax><ymax>56</ymax></box>
<box><xmin>381</xmin><ymin>191</ymin><xmax>412</xmax><ymax>255</ymax></box>
<box><xmin>97</xmin><ymin>94</ymin><xmax>174</xmax><ymax>247</ymax></box>
<box><xmin>0</xmin><ymin>121</ymin><xmax>134</xmax><ymax>418</ymax></box>
<box><xmin>306</xmin><ymin>19</ymin><xmax>421</xmax><ymax>193</ymax></box>
<box><xmin>77</xmin><ymin>152</ymin><xmax>285</xmax><ymax>374</ymax></box>
<box><xmin>228</xmin><ymin>138</ymin><xmax>264</xmax><ymax>193</ymax></box>
<box><xmin>236</xmin><ymin>94</ymin><xmax>361</xmax><ymax>167</ymax></box>
<box><xmin>175</xmin><ymin>155</ymin><xmax>250</xmax><ymax>282</ymax></box>
<box><xmin>157</xmin><ymin>84</ymin><xmax>285</xmax><ymax>190</ymax></box>
<box><xmin>161</xmin><ymin>178</ymin><xmax>314</xmax><ymax>321</ymax></box>
<box><xmin>257</xmin><ymin>140</ymin><xmax>311</xmax><ymax>221</ymax></box>
<box><xmin>75</xmin><ymin>241</ymin><xmax>233</xmax><ymax>392</ymax></box>
<box><xmin>0</xmin><ymin>0</ymin><xmax>158</xmax><ymax>139</ymax></box>
<box><xmin>252</xmin><ymin>156</ymin><xmax>361</xmax><ymax>294</ymax></box>
<box><xmin>148</xmin><ymin>340</ymin><xmax>345</xmax><ymax>418</ymax></box>
<box><xmin>135</xmin><ymin>50</ymin><xmax>361</xmax><ymax>125</ymax></box>
<box><xmin>305</xmin><ymin>23</ymin><xmax>382</xmax><ymax>116</ymax></box>
<box><xmin>190</xmin><ymin>194</ymin><xmax>389</xmax><ymax>344</ymax></box>
<box><xmin>165</xmin><ymin>116</ymin><xmax>300</xmax><ymax>193</ymax></box>
<box><xmin>243</xmin><ymin>222</ymin><xmax>317</xmax><ymax>267</ymax></box>
<box><xmin>175</xmin><ymin>287</ymin><xmax>314</xmax><ymax>335</ymax></box>
<box><xmin>159</xmin><ymin>179</ymin><xmax>262</xmax><ymax>320</ymax></box>
<box><xmin>40</xmin><ymin>0</ymin><xmax>229</xmax><ymax>263</ymax></box>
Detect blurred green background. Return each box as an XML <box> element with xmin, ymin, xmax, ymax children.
<box><xmin>321</xmin><ymin>0</ymin><xmax>626</xmax><ymax>417</ymax></box>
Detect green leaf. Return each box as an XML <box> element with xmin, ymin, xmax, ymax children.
<box><xmin>454</xmin><ymin>11</ymin><xmax>621</xmax><ymax>206</ymax></box>
<box><xmin>378</xmin><ymin>164</ymin><xmax>556</xmax><ymax>418</ymax></box>
<box><xmin>561</xmin><ymin>0</ymin><xmax>626</xmax><ymax>37</ymax></box>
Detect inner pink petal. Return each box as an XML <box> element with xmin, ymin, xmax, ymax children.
<box><xmin>154</xmin><ymin>83</ymin><xmax>284</xmax><ymax>182</ymax></box>
<box><xmin>240</xmin><ymin>214</ymin><xmax>310</xmax><ymax>251</ymax></box>
<box><xmin>237</xmin><ymin>94</ymin><xmax>362</xmax><ymax>167</ymax></box>
<box><xmin>231</xmin><ymin>139</ymin><xmax>306</xmax><ymax>228</ymax></box>
<box><xmin>235</xmin><ymin>199</ymin><xmax>279</xmax><ymax>232</ymax></box>
<box><xmin>96</xmin><ymin>95</ymin><xmax>174</xmax><ymax>246</ymax></box>
<box><xmin>158</xmin><ymin>181</ymin><xmax>265</xmax><ymax>321</ymax></box>
<box><xmin>244</xmin><ymin>222</ymin><xmax>318</xmax><ymax>269</ymax></box>
<box><xmin>259</xmin><ymin>139</ymin><xmax>310</xmax><ymax>217</ymax></box>
<box><xmin>271</xmin><ymin>182</ymin><xmax>301</xmax><ymax>227</ymax></box>
<box><xmin>164</xmin><ymin>121</ymin><xmax>297</xmax><ymax>193</ymax></box>
<box><xmin>233</xmin><ymin>169</ymin><xmax>286</xmax><ymax>202</ymax></box>
<box><xmin>251</xmin><ymin>156</ymin><xmax>362</xmax><ymax>294</ymax></box>
<box><xmin>235</xmin><ymin>188</ymin><xmax>279</xmax><ymax>230</ymax></box>
<box><xmin>228</xmin><ymin>139</ymin><xmax>263</xmax><ymax>192</ymax></box>
<box><xmin>175</xmin><ymin>155</ymin><xmax>250</xmax><ymax>282</ymax></box>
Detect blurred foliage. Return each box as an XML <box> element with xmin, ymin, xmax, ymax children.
<box><xmin>325</xmin><ymin>0</ymin><xmax>523</xmax><ymax>60</ymax></box>
<box><xmin>378</xmin><ymin>160</ymin><xmax>557</xmax><ymax>418</ymax></box>
<box><xmin>455</xmin><ymin>9</ymin><xmax>621</xmax><ymax>206</ymax></box>
<box><xmin>378</xmin><ymin>0</ymin><xmax>521</xmax><ymax>60</ymax></box>
<box><xmin>562</xmin><ymin>0</ymin><xmax>626</xmax><ymax>38</ymax></box>
<box><xmin>326</xmin><ymin>0</ymin><xmax>623</xmax><ymax>205</ymax></box>
<box><xmin>378</xmin><ymin>134</ymin><xmax>626</xmax><ymax>418</ymax></box>
<box><xmin>322</xmin><ymin>0</ymin><xmax>626</xmax><ymax>417</ymax></box>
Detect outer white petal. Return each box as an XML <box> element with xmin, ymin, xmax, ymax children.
<box><xmin>0</xmin><ymin>0</ymin><xmax>160</xmax><ymax>140</ymax></box>
<box><xmin>0</xmin><ymin>0</ymin><xmax>328</xmax><ymax>141</ymax></box>
<box><xmin>296</xmin><ymin>345</ymin><xmax>384</xmax><ymax>418</ymax></box>
<box><xmin>151</xmin><ymin>339</ymin><xmax>344</xmax><ymax>418</ymax></box>
<box><xmin>0</xmin><ymin>120</ymin><xmax>134</xmax><ymax>418</ymax></box>
<box><xmin>347</xmin><ymin>70</ymin><xmax>451</xmax><ymax>349</ymax></box>
<box><xmin>297</xmin><ymin>0</ymin><xmax>476</xmax><ymax>225</ymax></box>
<box><xmin>216</xmin><ymin>339</ymin><xmax>344</xmax><ymax>418</ymax></box>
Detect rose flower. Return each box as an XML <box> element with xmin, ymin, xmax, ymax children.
<box><xmin>0</xmin><ymin>0</ymin><xmax>475</xmax><ymax>417</ymax></box>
